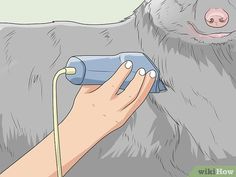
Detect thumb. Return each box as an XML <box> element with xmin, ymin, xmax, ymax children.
<box><xmin>79</xmin><ymin>85</ymin><xmax>101</xmax><ymax>94</ymax></box>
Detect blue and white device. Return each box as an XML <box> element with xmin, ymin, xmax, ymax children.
<box><xmin>66</xmin><ymin>52</ymin><xmax>167</xmax><ymax>93</ymax></box>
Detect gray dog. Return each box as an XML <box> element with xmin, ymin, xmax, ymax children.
<box><xmin>0</xmin><ymin>0</ymin><xmax>236</xmax><ymax>176</ymax></box>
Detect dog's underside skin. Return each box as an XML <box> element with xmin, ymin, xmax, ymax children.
<box><xmin>0</xmin><ymin>1</ymin><xmax>236</xmax><ymax>176</ymax></box>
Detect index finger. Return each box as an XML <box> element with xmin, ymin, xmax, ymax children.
<box><xmin>99</xmin><ymin>61</ymin><xmax>133</xmax><ymax>96</ymax></box>
<box><xmin>122</xmin><ymin>70</ymin><xmax>156</xmax><ymax>116</ymax></box>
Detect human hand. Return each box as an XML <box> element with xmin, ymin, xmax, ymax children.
<box><xmin>70</xmin><ymin>61</ymin><xmax>156</xmax><ymax>135</ymax></box>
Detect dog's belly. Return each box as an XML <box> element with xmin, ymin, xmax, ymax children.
<box><xmin>153</xmin><ymin>52</ymin><xmax>236</xmax><ymax>159</ymax></box>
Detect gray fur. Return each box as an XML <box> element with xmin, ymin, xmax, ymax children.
<box><xmin>0</xmin><ymin>0</ymin><xmax>236</xmax><ymax>176</ymax></box>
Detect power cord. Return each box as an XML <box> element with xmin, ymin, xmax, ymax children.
<box><xmin>52</xmin><ymin>67</ymin><xmax>76</xmax><ymax>177</ymax></box>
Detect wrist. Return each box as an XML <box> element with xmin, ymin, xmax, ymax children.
<box><xmin>62</xmin><ymin>109</ymin><xmax>111</xmax><ymax>148</ymax></box>
<box><xmin>56</xmin><ymin>110</ymin><xmax>111</xmax><ymax>174</ymax></box>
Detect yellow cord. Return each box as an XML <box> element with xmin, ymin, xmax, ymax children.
<box><xmin>52</xmin><ymin>67</ymin><xmax>76</xmax><ymax>177</ymax></box>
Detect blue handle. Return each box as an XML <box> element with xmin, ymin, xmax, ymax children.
<box><xmin>66</xmin><ymin>52</ymin><xmax>167</xmax><ymax>93</ymax></box>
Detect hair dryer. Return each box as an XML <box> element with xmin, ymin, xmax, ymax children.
<box><xmin>65</xmin><ymin>52</ymin><xmax>167</xmax><ymax>93</ymax></box>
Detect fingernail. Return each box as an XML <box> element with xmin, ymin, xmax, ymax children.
<box><xmin>139</xmin><ymin>68</ymin><xmax>146</xmax><ymax>76</ymax></box>
<box><xmin>125</xmin><ymin>61</ymin><xmax>132</xmax><ymax>69</ymax></box>
<box><xmin>149</xmin><ymin>70</ymin><xmax>156</xmax><ymax>78</ymax></box>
